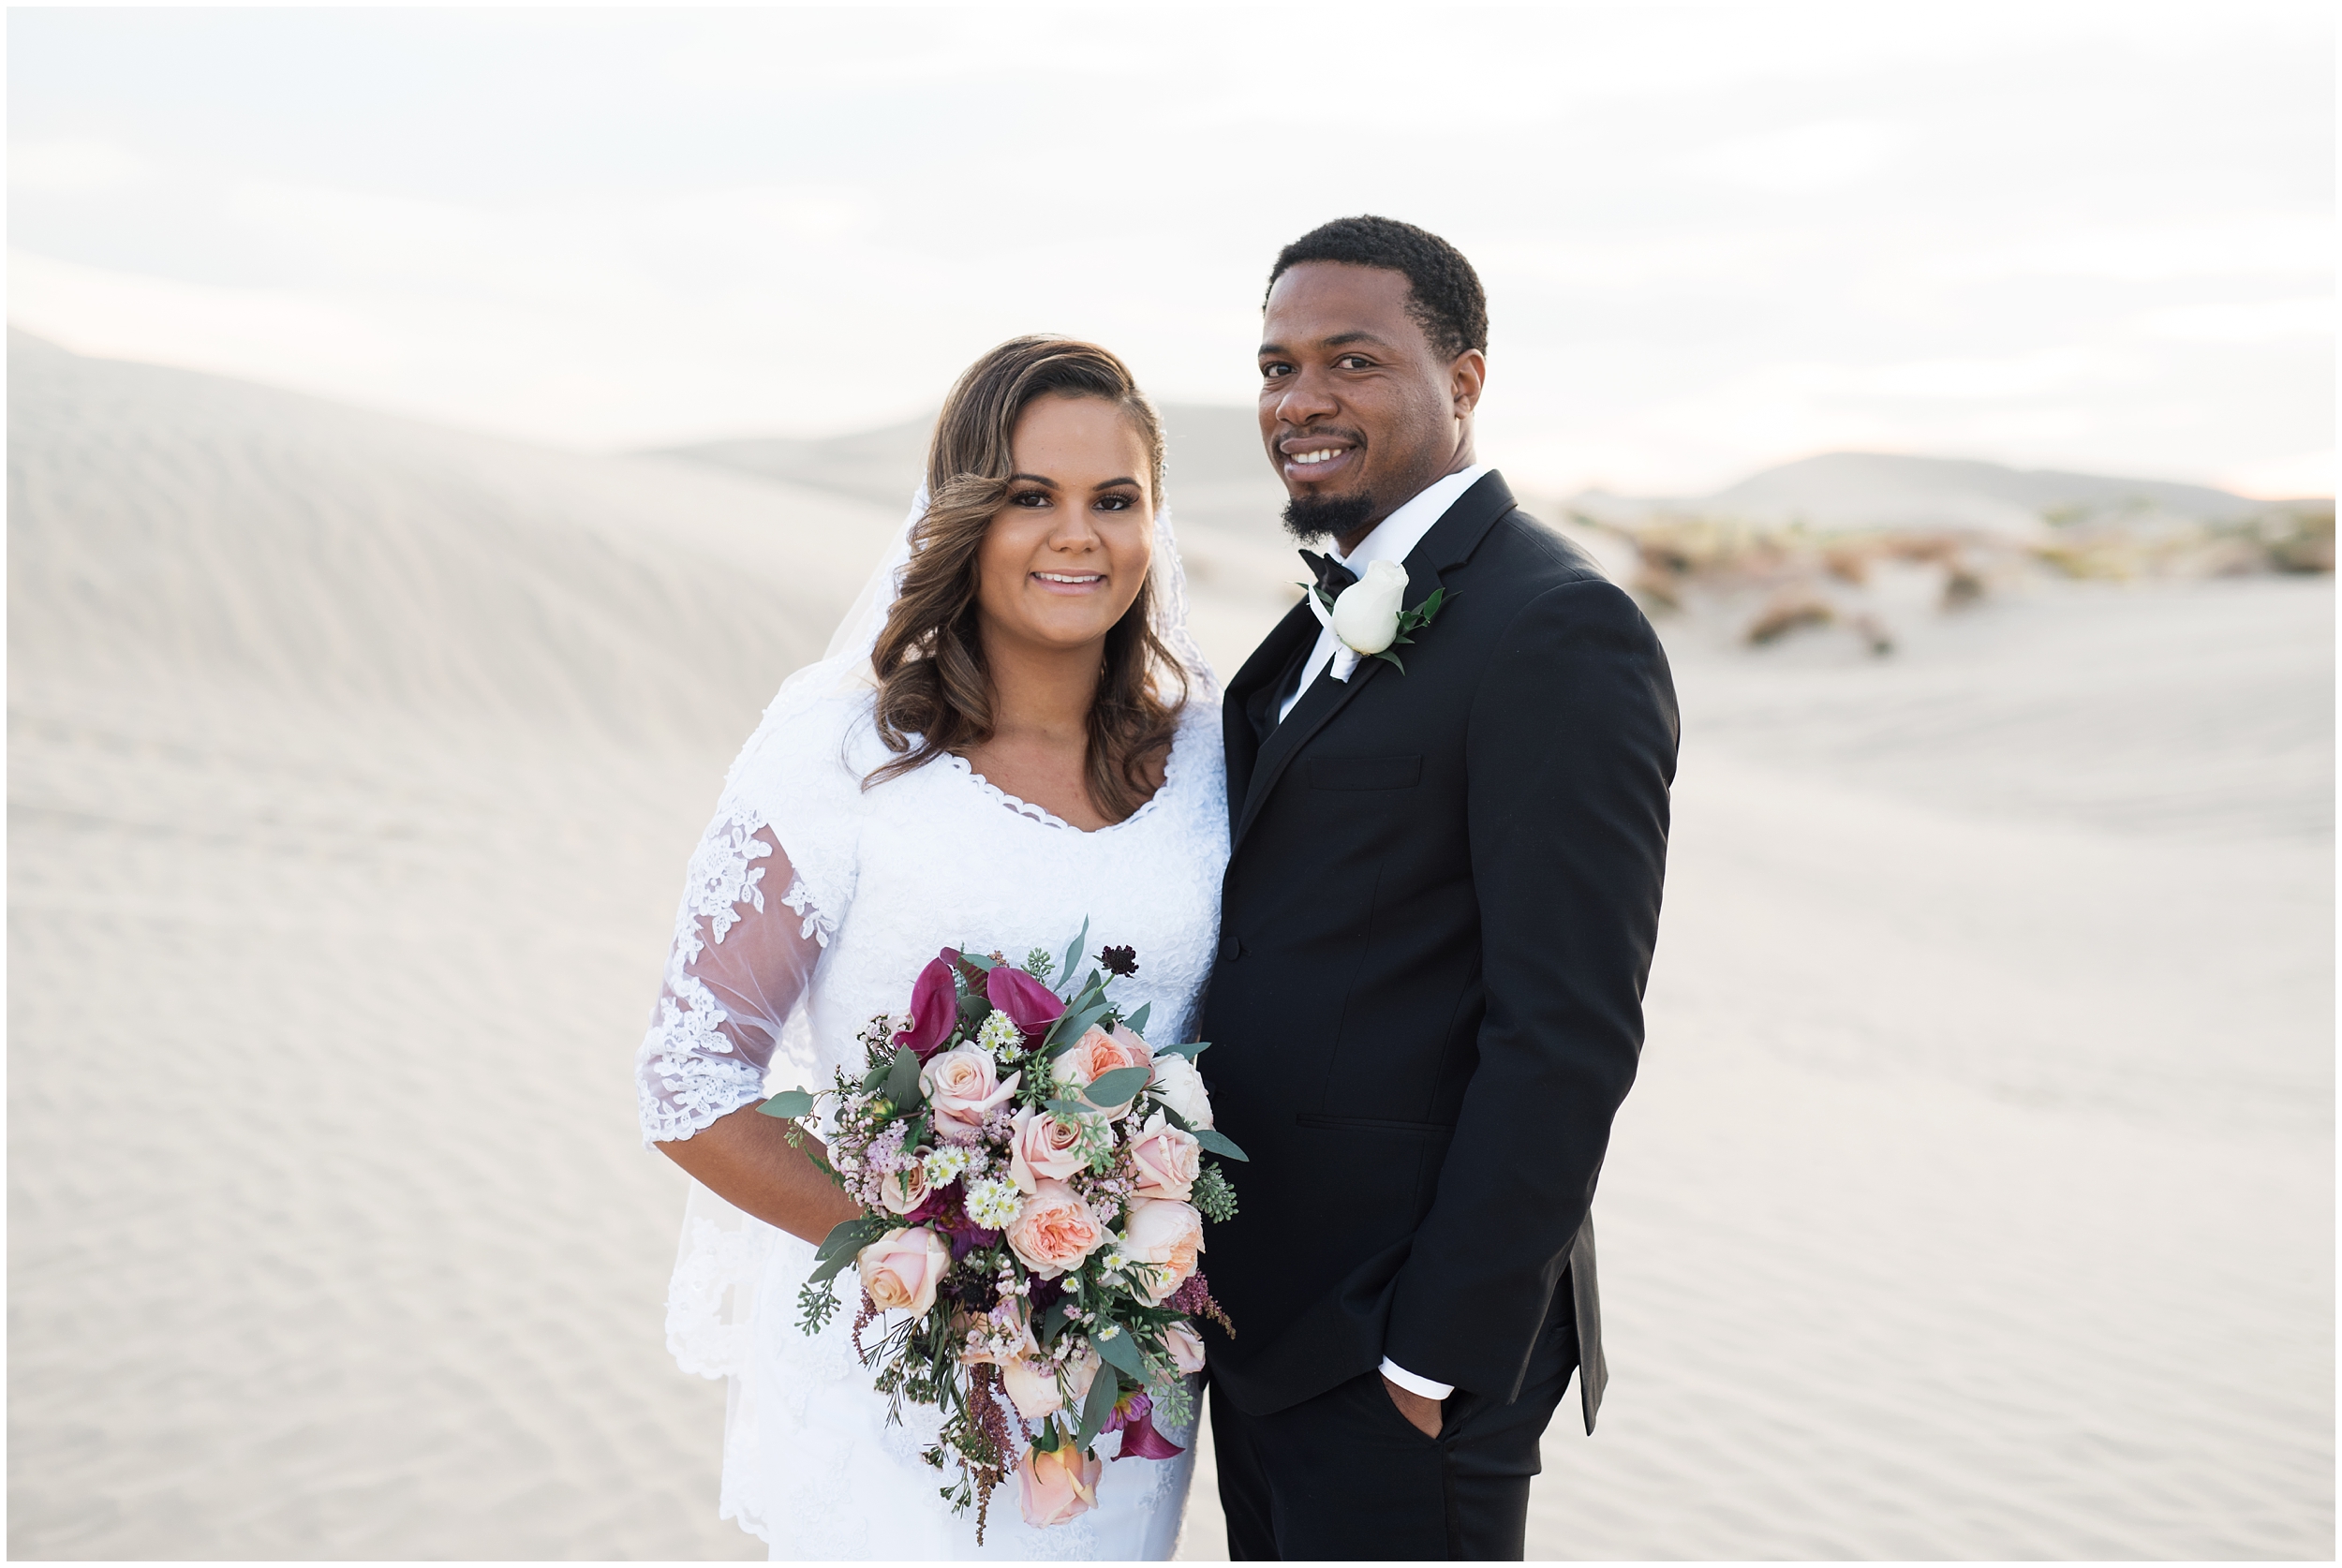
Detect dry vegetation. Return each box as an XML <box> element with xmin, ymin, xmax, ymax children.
<box><xmin>1580</xmin><ymin>501</ymin><xmax>2335</xmax><ymax>654</ymax></box>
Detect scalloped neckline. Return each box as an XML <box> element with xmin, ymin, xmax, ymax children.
<box><xmin>943</xmin><ymin>721</ymin><xmax>1187</xmax><ymax>835</ymax></box>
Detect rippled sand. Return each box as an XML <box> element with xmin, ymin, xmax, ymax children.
<box><xmin>9</xmin><ymin>333</ymin><xmax>2329</xmax><ymax>1559</ymax></box>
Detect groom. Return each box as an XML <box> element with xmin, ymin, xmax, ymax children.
<box><xmin>1198</xmin><ymin>216</ymin><xmax>1679</xmax><ymax>1560</ymax></box>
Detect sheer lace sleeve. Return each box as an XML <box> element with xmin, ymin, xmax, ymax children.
<box><xmin>633</xmin><ymin>821</ymin><xmax>833</xmax><ymax>1146</ymax></box>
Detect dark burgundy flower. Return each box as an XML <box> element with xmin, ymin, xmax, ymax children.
<box><xmin>893</xmin><ymin>954</ymin><xmax>959</xmax><ymax>1059</ymax></box>
<box><xmin>1097</xmin><ymin>945</ymin><xmax>1139</xmax><ymax>978</ymax></box>
<box><xmin>986</xmin><ymin>964</ymin><xmax>1066</xmax><ymax>1042</ymax></box>
<box><xmin>1104</xmin><ymin>1391</ymin><xmax>1184</xmax><ymax>1460</ymax></box>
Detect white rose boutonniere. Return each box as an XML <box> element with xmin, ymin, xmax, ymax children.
<box><xmin>1299</xmin><ymin>557</ymin><xmax>1454</xmax><ymax>674</ymax></box>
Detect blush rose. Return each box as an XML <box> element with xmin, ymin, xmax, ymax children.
<box><xmin>1051</xmin><ymin>1025</ymin><xmax>1152</xmax><ymax>1117</ymax></box>
<box><xmin>856</xmin><ymin>1226</ymin><xmax>952</xmax><ymax>1318</ymax></box>
<box><xmin>1126</xmin><ymin>1112</ymin><xmax>1201</xmax><ymax>1202</ymax></box>
<box><xmin>1119</xmin><ymin>1198</ymin><xmax>1205</xmax><ymax>1306</ymax></box>
<box><xmin>1017</xmin><ymin>1440</ymin><xmax>1102</xmax><ymax>1528</ymax></box>
<box><xmin>1008</xmin><ymin>1106</ymin><xmax>1087</xmax><ymax>1193</ymax></box>
<box><xmin>919</xmin><ymin>1048</ymin><xmax>1020</xmax><ymax>1144</ymax></box>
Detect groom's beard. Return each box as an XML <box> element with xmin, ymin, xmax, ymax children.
<box><xmin>1282</xmin><ymin>490</ymin><xmax>1378</xmax><ymax>544</ymax></box>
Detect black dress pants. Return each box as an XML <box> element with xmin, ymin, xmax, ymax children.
<box><xmin>1210</xmin><ymin>1298</ymin><xmax>1579</xmax><ymax>1561</ymax></box>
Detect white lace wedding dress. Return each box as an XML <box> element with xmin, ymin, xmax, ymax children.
<box><xmin>633</xmin><ymin>494</ymin><xmax>1227</xmax><ymax>1560</ymax></box>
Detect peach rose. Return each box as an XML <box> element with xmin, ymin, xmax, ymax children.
<box><xmin>875</xmin><ymin>1147</ymin><xmax>931</xmax><ymax>1216</ymax></box>
<box><xmin>920</xmin><ymin>1048</ymin><xmax>1020</xmax><ymax>1143</ymax></box>
<box><xmin>1120</xmin><ymin>1198</ymin><xmax>1205</xmax><ymax>1306</ymax></box>
<box><xmin>1126</xmin><ymin>1112</ymin><xmax>1201</xmax><ymax>1201</ymax></box>
<box><xmin>1017</xmin><ymin>1440</ymin><xmax>1101</xmax><ymax>1529</ymax></box>
<box><xmin>1008</xmin><ymin>1106</ymin><xmax>1088</xmax><ymax>1194</ymax></box>
<box><xmin>999</xmin><ymin>1344</ymin><xmax>1098</xmax><ymax>1420</ymax></box>
<box><xmin>1051</xmin><ymin>1025</ymin><xmax>1152</xmax><ymax>1117</ymax></box>
<box><xmin>1005</xmin><ymin>1179</ymin><xmax>1105</xmax><ymax>1278</ymax></box>
<box><xmin>856</xmin><ymin>1226</ymin><xmax>952</xmax><ymax>1318</ymax></box>
<box><xmin>1163</xmin><ymin>1320</ymin><xmax>1208</xmax><ymax>1375</ymax></box>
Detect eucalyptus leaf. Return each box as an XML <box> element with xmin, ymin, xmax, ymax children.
<box><xmin>956</xmin><ymin>990</ymin><xmax>990</xmax><ymax>1024</ymax></box>
<box><xmin>1045</xmin><ymin>1097</ymin><xmax>1095</xmax><ymax>1119</ymax></box>
<box><xmin>1151</xmin><ymin>1039</ymin><xmax>1211</xmax><ymax>1060</ymax></box>
<box><xmin>1040</xmin><ymin>1297</ymin><xmax>1071</xmax><ymax>1345</ymax></box>
<box><xmin>1075</xmin><ymin>1359</ymin><xmax>1121</xmax><ymax>1448</ymax></box>
<box><xmin>808</xmin><ymin>1250</ymin><xmax>856</xmax><ymax>1287</ymax></box>
<box><xmin>882</xmin><ymin>1046</ymin><xmax>923</xmax><ymax>1110</ymax></box>
<box><xmin>1058</xmin><ymin>918</ymin><xmax>1091</xmax><ymax>990</ymax></box>
<box><xmin>759</xmin><ymin>1088</ymin><xmax>817</xmax><ymax>1119</ymax></box>
<box><xmin>1192</xmin><ymin>1126</ymin><xmax>1250</xmax><ymax>1161</ymax></box>
<box><xmin>958</xmin><ymin>951</ymin><xmax>999</xmax><ymax>971</ymax></box>
<box><xmin>1091</xmin><ymin>1323</ymin><xmax>1146</xmax><ymax>1381</ymax></box>
<box><xmin>814</xmin><ymin>1215</ymin><xmax>889</xmax><ymax>1263</ymax></box>
<box><xmin>1123</xmin><ymin>1001</ymin><xmax>1151</xmax><ymax>1037</ymax></box>
<box><xmin>1081</xmin><ymin>1066</ymin><xmax>1150</xmax><ymax>1108</ymax></box>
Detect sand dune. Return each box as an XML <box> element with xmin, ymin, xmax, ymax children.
<box><xmin>8</xmin><ymin>333</ymin><xmax>2330</xmax><ymax>1559</ymax></box>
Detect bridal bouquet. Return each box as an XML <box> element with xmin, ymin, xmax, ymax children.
<box><xmin>758</xmin><ymin>922</ymin><xmax>1243</xmax><ymax>1541</ymax></box>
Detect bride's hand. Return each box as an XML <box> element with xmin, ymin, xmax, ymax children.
<box><xmin>658</xmin><ymin>1102</ymin><xmax>864</xmax><ymax>1246</ymax></box>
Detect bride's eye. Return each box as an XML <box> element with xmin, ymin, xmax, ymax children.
<box><xmin>1096</xmin><ymin>495</ymin><xmax>1132</xmax><ymax>511</ymax></box>
<box><xmin>1011</xmin><ymin>490</ymin><xmax>1049</xmax><ymax>508</ymax></box>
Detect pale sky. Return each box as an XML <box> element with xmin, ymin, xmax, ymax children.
<box><xmin>8</xmin><ymin>5</ymin><xmax>2333</xmax><ymax>496</ymax></box>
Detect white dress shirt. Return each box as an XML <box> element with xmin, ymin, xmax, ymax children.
<box><xmin>1275</xmin><ymin>464</ymin><xmax>1490</xmax><ymax>1402</ymax></box>
<box><xmin>1278</xmin><ymin>464</ymin><xmax>1491</xmax><ymax>723</ymax></box>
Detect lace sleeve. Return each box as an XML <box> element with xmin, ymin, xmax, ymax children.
<box><xmin>634</xmin><ymin>818</ymin><xmax>832</xmax><ymax>1146</ymax></box>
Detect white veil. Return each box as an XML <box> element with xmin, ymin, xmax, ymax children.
<box><xmin>654</xmin><ymin>481</ymin><xmax>1221</xmax><ymax>1412</ymax></box>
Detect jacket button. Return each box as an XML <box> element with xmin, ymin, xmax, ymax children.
<box><xmin>1218</xmin><ymin>932</ymin><xmax>1241</xmax><ymax>962</ymax></box>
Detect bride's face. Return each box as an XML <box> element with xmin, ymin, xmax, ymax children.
<box><xmin>974</xmin><ymin>394</ymin><xmax>1156</xmax><ymax>658</ymax></box>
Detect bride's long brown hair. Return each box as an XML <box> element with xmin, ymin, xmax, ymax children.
<box><xmin>866</xmin><ymin>337</ymin><xmax>1187</xmax><ymax>821</ymax></box>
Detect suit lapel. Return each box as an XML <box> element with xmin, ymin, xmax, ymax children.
<box><xmin>1227</xmin><ymin>470</ymin><xmax>1521</xmax><ymax>855</ymax></box>
<box><xmin>1220</xmin><ymin>599</ymin><xmax>1318</xmax><ymax>834</ymax></box>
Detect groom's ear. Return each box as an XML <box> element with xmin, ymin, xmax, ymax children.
<box><xmin>1448</xmin><ymin>348</ymin><xmax>1488</xmax><ymax>419</ymax></box>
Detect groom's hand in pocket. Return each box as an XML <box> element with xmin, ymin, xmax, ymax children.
<box><xmin>1381</xmin><ymin>1374</ymin><xmax>1443</xmax><ymax>1439</ymax></box>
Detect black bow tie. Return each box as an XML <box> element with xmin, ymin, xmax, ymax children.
<box><xmin>1298</xmin><ymin>549</ymin><xmax>1357</xmax><ymax>598</ymax></box>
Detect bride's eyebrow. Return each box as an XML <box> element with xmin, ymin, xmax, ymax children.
<box><xmin>1007</xmin><ymin>474</ymin><xmax>1059</xmax><ymax>487</ymax></box>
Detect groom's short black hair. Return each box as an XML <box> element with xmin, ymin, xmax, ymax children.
<box><xmin>1267</xmin><ymin>215</ymin><xmax>1489</xmax><ymax>362</ymax></box>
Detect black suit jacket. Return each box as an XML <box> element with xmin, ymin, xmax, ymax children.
<box><xmin>1199</xmin><ymin>472</ymin><xmax>1678</xmax><ymax>1428</ymax></box>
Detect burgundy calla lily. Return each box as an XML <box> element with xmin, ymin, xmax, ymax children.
<box><xmin>893</xmin><ymin>954</ymin><xmax>959</xmax><ymax>1059</ymax></box>
<box><xmin>986</xmin><ymin>964</ymin><xmax>1066</xmax><ymax>1042</ymax></box>
<box><xmin>1104</xmin><ymin>1392</ymin><xmax>1183</xmax><ymax>1461</ymax></box>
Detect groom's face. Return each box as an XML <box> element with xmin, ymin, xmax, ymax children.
<box><xmin>1258</xmin><ymin>262</ymin><xmax>1483</xmax><ymax>546</ymax></box>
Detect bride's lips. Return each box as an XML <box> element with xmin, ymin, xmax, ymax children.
<box><xmin>1279</xmin><ymin>437</ymin><xmax>1359</xmax><ymax>484</ymax></box>
<box><xmin>1030</xmin><ymin>570</ymin><xmax>1108</xmax><ymax>595</ymax></box>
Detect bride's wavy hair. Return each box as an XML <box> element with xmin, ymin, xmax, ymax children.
<box><xmin>866</xmin><ymin>336</ymin><xmax>1187</xmax><ymax>821</ymax></box>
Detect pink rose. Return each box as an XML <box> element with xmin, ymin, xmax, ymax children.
<box><xmin>986</xmin><ymin>964</ymin><xmax>1067</xmax><ymax>1042</ymax></box>
<box><xmin>1016</xmin><ymin>1440</ymin><xmax>1101</xmax><ymax>1528</ymax></box>
<box><xmin>875</xmin><ymin>1147</ymin><xmax>931</xmax><ymax>1216</ymax></box>
<box><xmin>999</xmin><ymin>1344</ymin><xmax>1097</xmax><ymax>1420</ymax></box>
<box><xmin>1000</xmin><ymin>1355</ymin><xmax>1062</xmax><ymax>1419</ymax></box>
<box><xmin>1005</xmin><ymin>1179</ymin><xmax>1105</xmax><ymax>1278</ymax></box>
<box><xmin>856</xmin><ymin>1226</ymin><xmax>952</xmax><ymax>1318</ymax></box>
<box><xmin>1051</xmin><ymin>1025</ymin><xmax>1152</xmax><ymax>1117</ymax></box>
<box><xmin>1126</xmin><ymin>1112</ymin><xmax>1201</xmax><ymax>1201</ymax></box>
<box><xmin>1163</xmin><ymin>1320</ymin><xmax>1208</xmax><ymax>1375</ymax></box>
<box><xmin>1008</xmin><ymin>1106</ymin><xmax>1088</xmax><ymax>1193</ymax></box>
<box><xmin>892</xmin><ymin>954</ymin><xmax>959</xmax><ymax>1059</ymax></box>
<box><xmin>1119</xmin><ymin>1198</ymin><xmax>1205</xmax><ymax>1306</ymax></box>
<box><xmin>919</xmin><ymin>1048</ymin><xmax>1020</xmax><ymax>1144</ymax></box>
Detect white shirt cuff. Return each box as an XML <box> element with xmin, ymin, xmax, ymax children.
<box><xmin>1378</xmin><ymin>1357</ymin><xmax>1454</xmax><ymax>1401</ymax></box>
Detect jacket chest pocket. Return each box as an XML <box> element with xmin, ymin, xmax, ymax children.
<box><xmin>1306</xmin><ymin>753</ymin><xmax>1422</xmax><ymax>791</ymax></box>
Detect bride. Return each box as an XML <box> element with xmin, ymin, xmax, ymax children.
<box><xmin>632</xmin><ymin>337</ymin><xmax>1226</xmax><ymax>1559</ymax></box>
